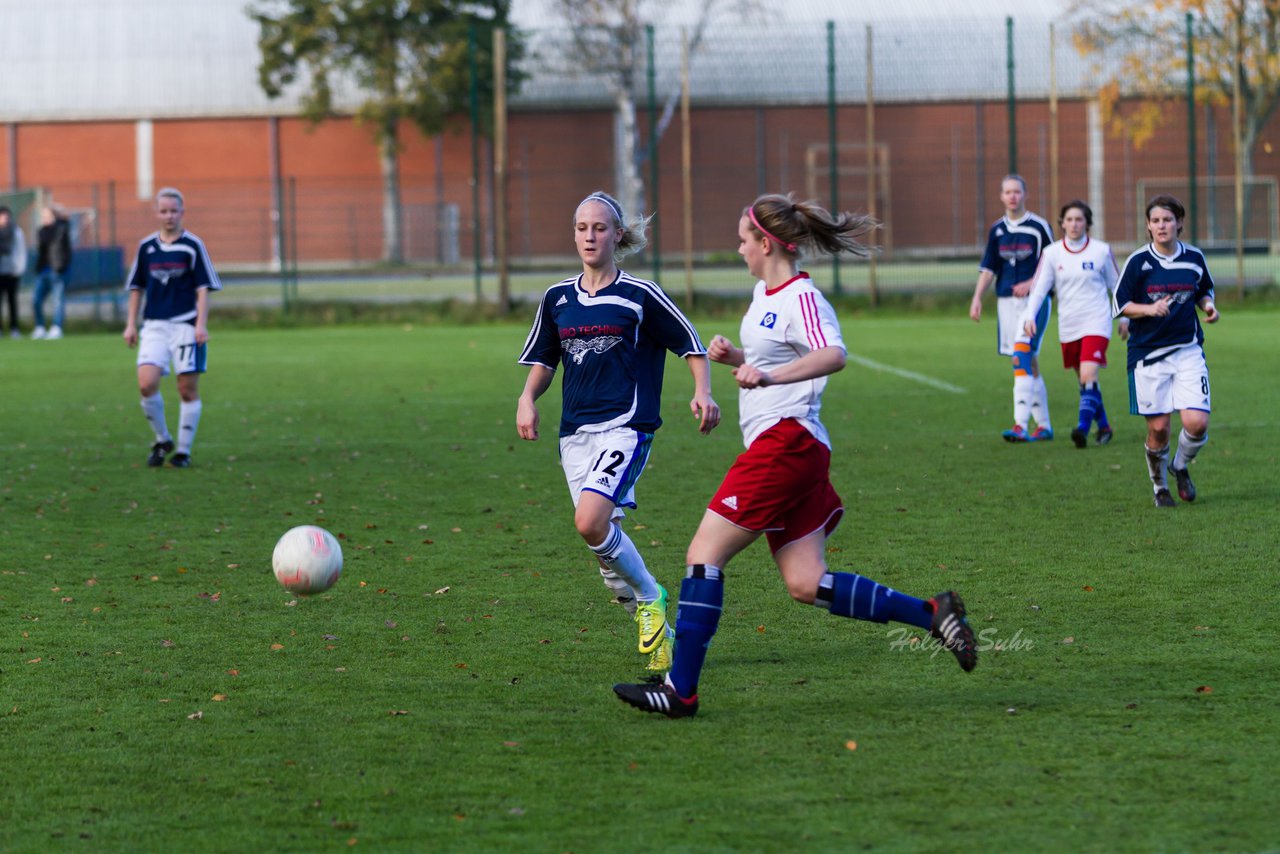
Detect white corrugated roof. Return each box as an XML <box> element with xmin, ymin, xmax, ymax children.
<box><xmin>0</xmin><ymin>0</ymin><xmax>1099</xmax><ymax>122</ymax></box>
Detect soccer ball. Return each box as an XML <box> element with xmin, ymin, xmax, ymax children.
<box><xmin>272</xmin><ymin>525</ymin><xmax>343</xmax><ymax>594</ymax></box>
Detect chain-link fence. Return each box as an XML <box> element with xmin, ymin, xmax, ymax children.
<box><xmin>7</xmin><ymin>9</ymin><xmax>1277</xmax><ymax>305</ymax></box>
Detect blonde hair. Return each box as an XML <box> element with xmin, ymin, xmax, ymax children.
<box><xmin>745</xmin><ymin>193</ymin><xmax>877</xmax><ymax>259</ymax></box>
<box><xmin>156</xmin><ymin>187</ymin><xmax>185</xmax><ymax>208</ymax></box>
<box><xmin>575</xmin><ymin>191</ymin><xmax>652</xmax><ymax>260</ymax></box>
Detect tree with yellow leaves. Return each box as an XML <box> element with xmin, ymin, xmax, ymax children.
<box><xmin>1070</xmin><ymin>0</ymin><xmax>1277</xmax><ymax>179</ymax></box>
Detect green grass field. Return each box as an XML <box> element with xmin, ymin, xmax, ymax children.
<box><xmin>1</xmin><ymin>309</ymin><xmax>1277</xmax><ymax>851</ymax></box>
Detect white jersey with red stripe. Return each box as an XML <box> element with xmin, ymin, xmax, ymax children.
<box><xmin>1021</xmin><ymin>236</ymin><xmax>1119</xmax><ymax>343</ymax></box>
<box><xmin>736</xmin><ymin>272</ymin><xmax>846</xmax><ymax>449</ymax></box>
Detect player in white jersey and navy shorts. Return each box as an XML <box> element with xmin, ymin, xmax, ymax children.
<box><xmin>970</xmin><ymin>175</ymin><xmax>1056</xmax><ymax>442</ymax></box>
<box><xmin>517</xmin><ymin>191</ymin><xmax>720</xmax><ymax>674</ymax></box>
<box><xmin>614</xmin><ymin>193</ymin><xmax>978</xmax><ymax>719</ymax></box>
<box><xmin>123</xmin><ymin>188</ymin><xmax>221</xmax><ymax>469</ymax></box>
<box><xmin>1020</xmin><ymin>200</ymin><xmax>1129</xmax><ymax>449</ymax></box>
<box><xmin>1113</xmin><ymin>194</ymin><xmax>1219</xmax><ymax>507</ymax></box>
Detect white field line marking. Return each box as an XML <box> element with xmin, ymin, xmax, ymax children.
<box><xmin>846</xmin><ymin>353</ymin><xmax>967</xmax><ymax>394</ymax></box>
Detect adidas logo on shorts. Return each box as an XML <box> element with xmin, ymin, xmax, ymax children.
<box><xmin>721</xmin><ymin>495</ymin><xmax>738</xmax><ymax>510</ymax></box>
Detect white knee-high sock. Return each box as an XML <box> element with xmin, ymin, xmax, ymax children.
<box><xmin>1030</xmin><ymin>374</ymin><xmax>1052</xmax><ymax>430</ymax></box>
<box><xmin>1012</xmin><ymin>375</ymin><xmax>1033</xmax><ymax>429</ymax></box>
<box><xmin>598</xmin><ymin>565</ymin><xmax>638</xmax><ymax>614</ymax></box>
<box><xmin>1173</xmin><ymin>428</ymin><xmax>1208</xmax><ymax>470</ymax></box>
<box><xmin>140</xmin><ymin>393</ymin><xmax>171</xmax><ymax>444</ymax></box>
<box><xmin>590</xmin><ymin>524</ymin><xmax>660</xmax><ymax>603</ymax></box>
<box><xmin>177</xmin><ymin>399</ymin><xmax>203</xmax><ymax>454</ymax></box>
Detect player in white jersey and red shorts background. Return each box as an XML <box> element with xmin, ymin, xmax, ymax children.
<box><xmin>1020</xmin><ymin>200</ymin><xmax>1129</xmax><ymax>449</ymax></box>
<box><xmin>614</xmin><ymin>193</ymin><xmax>977</xmax><ymax>718</ymax></box>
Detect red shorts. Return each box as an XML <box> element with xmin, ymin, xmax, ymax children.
<box><xmin>708</xmin><ymin>418</ymin><xmax>844</xmax><ymax>554</ymax></box>
<box><xmin>1061</xmin><ymin>335</ymin><xmax>1109</xmax><ymax>370</ymax></box>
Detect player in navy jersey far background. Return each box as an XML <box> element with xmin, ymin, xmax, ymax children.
<box><xmin>123</xmin><ymin>188</ymin><xmax>221</xmax><ymax>468</ymax></box>
<box><xmin>1113</xmin><ymin>194</ymin><xmax>1219</xmax><ymax>507</ymax></box>
<box><xmin>970</xmin><ymin>175</ymin><xmax>1056</xmax><ymax>442</ymax></box>
<box><xmin>516</xmin><ymin>191</ymin><xmax>720</xmax><ymax>674</ymax></box>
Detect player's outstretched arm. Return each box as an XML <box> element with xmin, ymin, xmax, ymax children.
<box><xmin>122</xmin><ymin>290</ymin><xmax>142</xmax><ymax>348</ymax></box>
<box><xmin>516</xmin><ymin>364</ymin><xmax>555</xmax><ymax>441</ymax></box>
<box><xmin>970</xmin><ymin>270</ymin><xmax>995</xmax><ymax>322</ymax></box>
<box><xmin>734</xmin><ymin>345</ymin><xmax>846</xmax><ymax>389</ymax></box>
<box><xmin>685</xmin><ymin>354</ymin><xmax>720</xmax><ymax>435</ymax></box>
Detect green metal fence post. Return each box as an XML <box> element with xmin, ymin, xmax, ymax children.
<box><xmin>469</xmin><ymin>22</ymin><xmax>482</xmax><ymax>302</ymax></box>
<box><xmin>1186</xmin><ymin>12</ymin><xmax>1197</xmax><ymax>244</ymax></box>
<box><xmin>827</xmin><ymin>20</ymin><xmax>841</xmax><ymax>295</ymax></box>
<box><xmin>647</xmin><ymin>24</ymin><xmax>660</xmax><ymax>285</ymax></box>
<box><xmin>1006</xmin><ymin>16</ymin><xmax>1016</xmax><ymax>174</ymax></box>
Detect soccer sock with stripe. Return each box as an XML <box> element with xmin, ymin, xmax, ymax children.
<box><xmin>1077</xmin><ymin>382</ymin><xmax>1101</xmax><ymax>433</ymax></box>
<box><xmin>1011</xmin><ymin>341</ymin><xmax>1033</xmax><ymax>429</ymax></box>
<box><xmin>589</xmin><ymin>524</ymin><xmax>661</xmax><ymax>603</ymax></box>
<box><xmin>1145</xmin><ymin>443</ymin><xmax>1170</xmax><ymax>492</ymax></box>
<box><xmin>176</xmin><ymin>399</ymin><xmax>203</xmax><ymax>455</ymax></box>
<box><xmin>1173</xmin><ymin>428</ymin><xmax>1208</xmax><ymax>470</ymax></box>
<box><xmin>140</xmin><ymin>393</ymin><xmax>171</xmax><ymax>444</ymax></box>
<box><xmin>1094</xmin><ymin>385</ymin><xmax>1111</xmax><ymax>430</ymax></box>
<box><xmin>814</xmin><ymin>572</ymin><xmax>932</xmax><ymax>630</ymax></box>
<box><xmin>668</xmin><ymin>564</ymin><xmax>724</xmax><ymax>699</ymax></box>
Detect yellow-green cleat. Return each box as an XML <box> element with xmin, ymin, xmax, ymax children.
<box><xmin>645</xmin><ymin>626</ymin><xmax>674</xmax><ymax>673</ymax></box>
<box><xmin>635</xmin><ymin>586</ymin><xmax>670</xmax><ymax>655</ymax></box>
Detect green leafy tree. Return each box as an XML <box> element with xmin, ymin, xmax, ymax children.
<box><xmin>1070</xmin><ymin>0</ymin><xmax>1279</xmax><ymax>180</ymax></box>
<box><xmin>250</xmin><ymin>0</ymin><xmax>523</xmax><ymax>263</ymax></box>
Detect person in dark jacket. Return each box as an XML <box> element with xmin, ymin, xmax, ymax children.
<box><xmin>0</xmin><ymin>206</ymin><xmax>27</xmax><ymax>338</ymax></box>
<box><xmin>33</xmin><ymin>206</ymin><xmax>72</xmax><ymax>340</ymax></box>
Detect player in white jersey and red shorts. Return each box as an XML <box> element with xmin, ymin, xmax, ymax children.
<box><xmin>123</xmin><ymin>188</ymin><xmax>221</xmax><ymax>469</ymax></box>
<box><xmin>1020</xmin><ymin>200</ymin><xmax>1129</xmax><ymax>449</ymax></box>
<box><xmin>614</xmin><ymin>193</ymin><xmax>978</xmax><ymax>718</ymax></box>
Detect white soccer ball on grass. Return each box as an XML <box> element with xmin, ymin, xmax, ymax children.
<box><xmin>272</xmin><ymin>525</ymin><xmax>343</xmax><ymax>594</ymax></box>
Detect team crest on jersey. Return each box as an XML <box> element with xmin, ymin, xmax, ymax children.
<box><xmin>759</xmin><ymin>312</ymin><xmax>778</xmax><ymax>329</ymax></box>
<box><xmin>563</xmin><ymin>335</ymin><xmax>623</xmax><ymax>364</ymax></box>
<box><xmin>1082</xmin><ymin>261</ymin><xmax>1095</xmax><ymax>270</ymax></box>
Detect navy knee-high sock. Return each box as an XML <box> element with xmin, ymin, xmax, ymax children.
<box><xmin>668</xmin><ymin>564</ymin><xmax>724</xmax><ymax>699</ymax></box>
<box><xmin>815</xmin><ymin>572</ymin><xmax>933</xmax><ymax>630</ymax></box>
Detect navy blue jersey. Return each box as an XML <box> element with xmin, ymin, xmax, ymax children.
<box><xmin>979</xmin><ymin>213</ymin><xmax>1054</xmax><ymax>297</ymax></box>
<box><xmin>518</xmin><ymin>270</ymin><xmax>706</xmax><ymax>437</ymax></box>
<box><xmin>1113</xmin><ymin>242</ymin><xmax>1215</xmax><ymax>370</ymax></box>
<box><xmin>126</xmin><ymin>231</ymin><xmax>221</xmax><ymax>322</ymax></box>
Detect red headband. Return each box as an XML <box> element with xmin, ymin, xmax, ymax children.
<box><xmin>748</xmin><ymin>206</ymin><xmax>796</xmax><ymax>253</ymax></box>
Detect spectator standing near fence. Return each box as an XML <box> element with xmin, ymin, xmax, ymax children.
<box><xmin>123</xmin><ymin>188</ymin><xmax>221</xmax><ymax>469</ymax></box>
<box><xmin>1020</xmin><ymin>200</ymin><xmax>1129</xmax><ymax>448</ymax></box>
<box><xmin>1112</xmin><ymin>194</ymin><xmax>1218</xmax><ymax>508</ymax></box>
<box><xmin>516</xmin><ymin>190</ymin><xmax>720</xmax><ymax>675</ymax></box>
<box><xmin>613</xmin><ymin>194</ymin><xmax>976</xmax><ymax>719</ymax></box>
<box><xmin>970</xmin><ymin>175</ymin><xmax>1055</xmax><ymax>442</ymax></box>
<box><xmin>0</xmin><ymin>206</ymin><xmax>27</xmax><ymax>338</ymax></box>
<box><xmin>33</xmin><ymin>206</ymin><xmax>72</xmax><ymax>340</ymax></box>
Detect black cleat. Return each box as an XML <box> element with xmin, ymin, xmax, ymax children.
<box><xmin>147</xmin><ymin>440</ymin><xmax>174</xmax><ymax>467</ymax></box>
<box><xmin>1171</xmin><ymin>466</ymin><xmax>1196</xmax><ymax>502</ymax></box>
<box><xmin>1070</xmin><ymin>427</ymin><xmax>1088</xmax><ymax>449</ymax></box>
<box><xmin>168</xmin><ymin>452</ymin><xmax>191</xmax><ymax>468</ymax></box>
<box><xmin>1153</xmin><ymin>488</ymin><xmax>1176</xmax><ymax>508</ymax></box>
<box><xmin>613</xmin><ymin>680</ymin><xmax>699</xmax><ymax>718</ymax></box>
<box><xmin>1095</xmin><ymin>426</ymin><xmax>1114</xmax><ymax>446</ymax></box>
<box><xmin>929</xmin><ymin>591</ymin><xmax>977</xmax><ymax>672</ymax></box>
